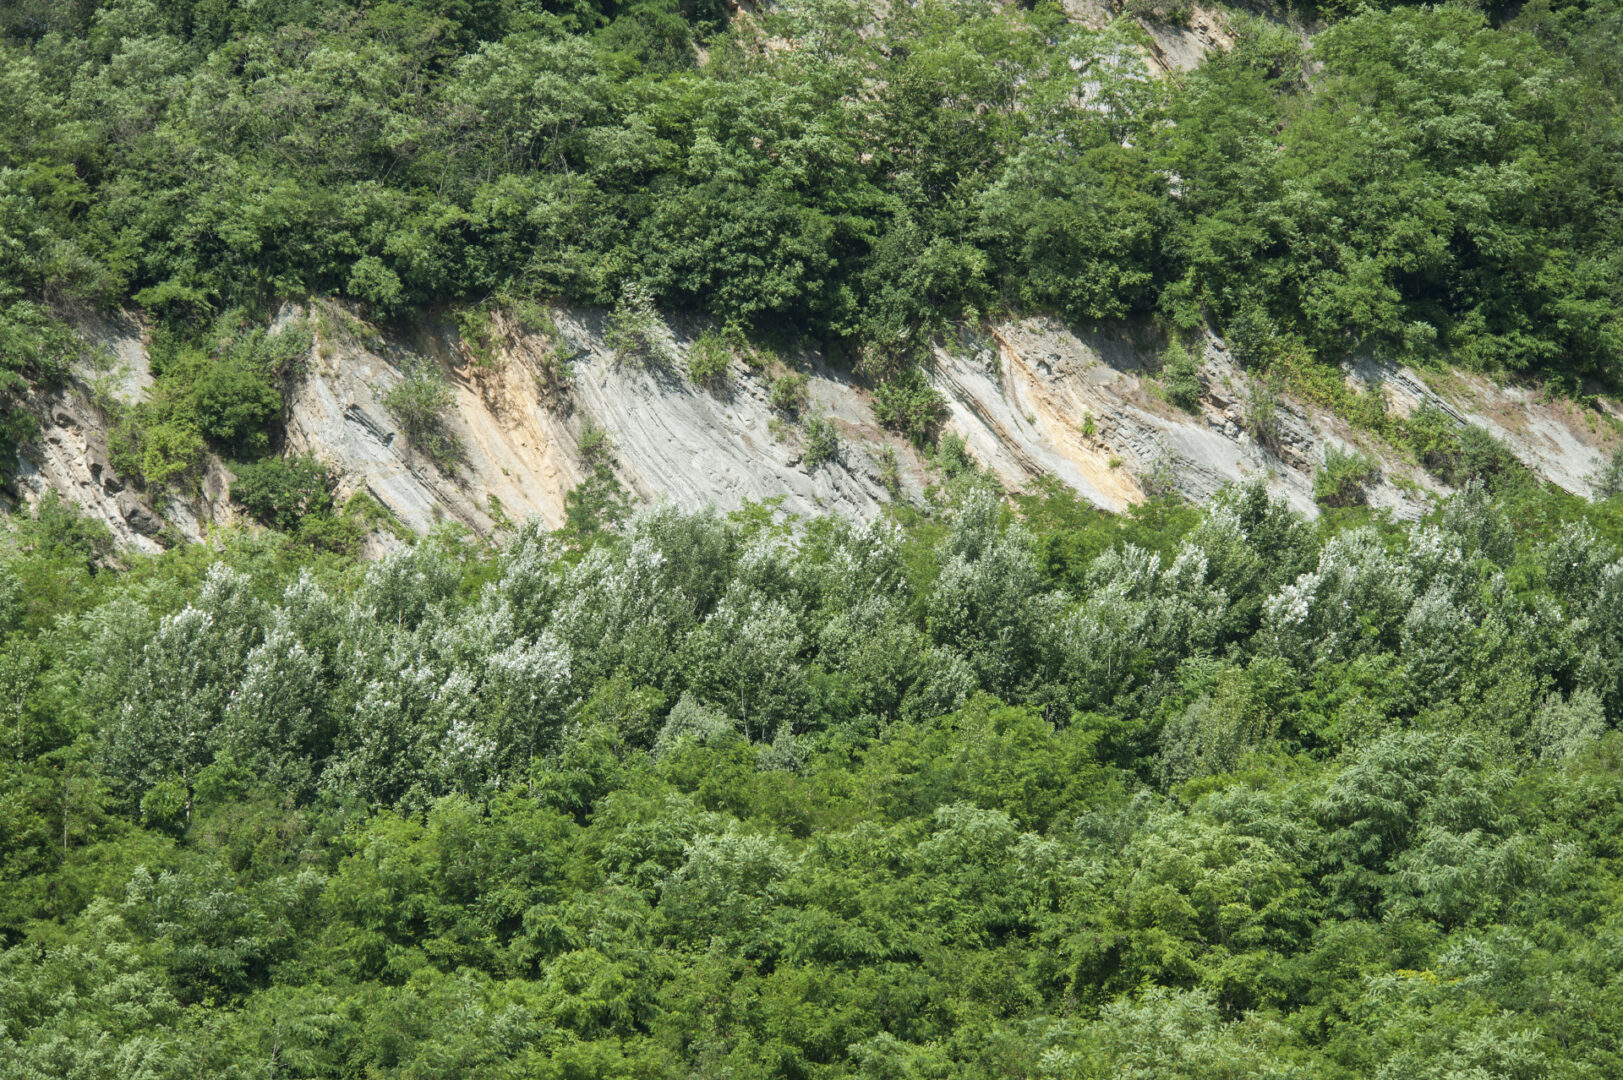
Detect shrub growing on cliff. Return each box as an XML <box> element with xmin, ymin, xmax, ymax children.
<box><xmin>1161</xmin><ymin>338</ymin><xmax>1202</xmax><ymax>414</ymax></box>
<box><xmin>1593</xmin><ymin>449</ymin><xmax>1623</xmax><ymax>501</ymax></box>
<box><xmin>0</xmin><ymin>304</ymin><xmax>82</xmax><ymax>472</ymax></box>
<box><xmin>24</xmin><ymin>490</ymin><xmax>115</xmax><ymax>566</ymax></box>
<box><xmin>231</xmin><ymin>454</ymin><xmax>336</xmax><ymax>531</ymax></box>
<box><xmin>606</xmin><ymin>283</ymin><xmax>671</xmax><ymax>368</ymax></box>
<box><xmin>687</xmin><ymin>331</ymin><xmax>730</xmax><ymax>387</ymax></box>
<box><xmin>382</xmin><ymin>360</ymin><xmax>461</xmax><ymax>470</ymax></box>
<box><xmin>770</xmin><ymin>371</ymin><xmax>808</xmax><ymax>415</ymax></box>
<box><xmin>192</xmin><ymin>354</ymin><xmax>281</xmax><ymax>456</ymax></box>
<box><xmin>803</xmin><ymin>412</ymin><xmax>839</xmax><ymax>468</ymax></box>
<box><xmin>1399</xmin><ymin>405</ymin><xmax>1518</xmax><ymax>486</ymax></box>
<box><xmin>874</xmin><ymin>370</ymin><xmax>947</xmax><ymax>445</ymax></box>
<box><xmin>1314</xmin><ymin>445</ymin><xmax>1380</xmax><ymax>507</ymax></box>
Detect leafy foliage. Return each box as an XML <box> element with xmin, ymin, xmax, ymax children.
<box><xmin>1</xmin><ymin>0</ymin><xmax>1616</xmax><ymax>391</ymax></box>
<box><xmin>1314</xmin><ymin>444</ymin><xmax>1380</xmax><ymax>508</ymax></box>
<box><xmin>1161</xmin><ymin>336</ymin><xmax>1203</xmax><ymax>413</ymax></box>
<box><xmin>872</xmin><ymin>368</ymin><xmax>947</xmax><ymax>444</ymax></box>
<box><xmin>381</xmin><ymin>360</ymin><xmax>461</xmax><ymax>470</ymax></box>
<box><xmin>769</xmin><ymin>370</ymin><xmax>808</xmax><ymax>415</ymax></box>
<box><xmin>803</xmin><ymin>411</ymin><xmax>839</xmax><ymax>469</ymax></box>
<box><xmin>6</xmin><ymin>0</ymin><xmax>1623</xmax><ymax>1074</ymax></box>
<box><xmin>4</xmin><ymin>476</ymin><xmax>1623</xmax><ymax>1074</ymax></box>
<box><xmin>685</xmin><ymin>329</ymin><xmax>730</xmax><ymax>387</ymax></box>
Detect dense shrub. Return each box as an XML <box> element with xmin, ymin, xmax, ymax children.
<box><xmin>873</xmin><ymin>369</ymin><xmax>947</xmax><ymax>445</ymax></box>
<box><xmin>230</xmin><ymin>454</ymin><xmax>336</xmax><ymax>531</ymax></box>
<box><xmin>686</xmin><ymin>330</ymin><xmax>730</xmax><ymax>387</ymax></box>
<box><xmin>1161</xmin><ymin>337</ymin><xmax>1202</xmax><ymax>413</ymax></box>
<box><xmin>802</xmin><ymin>412</ymin><xmax>839</xmax><ymax>468</ymax></box>
<box><xmin>1314</xmin><ymin>444</ymin><xmax>1380</xmax><ymax>507</ymax></box>
<box><xmin>769</xmin><ymin>371</ymin><xmax>808</xmax><ymax>415</ymax></box>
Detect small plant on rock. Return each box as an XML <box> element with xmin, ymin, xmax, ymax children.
<box><xmin>1162</xmin><ymin>337</ymin><xmax>1202</xmax><ymax>414</ymax></box>
<box><xmin>932</xmin><ymin>431</ymin><xmax>976</xmax><ymax>478</ymax></box>
<box><xmin>1314</xmin><ymin>445</ymin><xmax>1381</xmax><ymax>508</ymax></box>
<box><xmin>803</xmin><ymin>412</ymin><xmax>839</xmax><ymax>468</ymax></box>
<box><xmin>1592</xmin><ymin>448</ymin><xmax>1623</xmax><ymax>501</ymax></box>
<box><xmin>382</xmin><ymin>359</ymin><xmax>462</xmax><ymax>470</ymax></box>
<box><xmin>771</xmin><ymin>371</ymin><xmax>808</xmax><ymax>415</ymax></box>
<box><xmin>564</xmin><ymin>420</ymin><xmax>630</xmax><ymax>539</ymax></box>
<box><xmin>1245</xmin><ymin>379</ymin><xmax>1285</xmax><ymax>453</ymax></box>
<box><xmin>687</xmin><ymin>330</ymin><xmax>730</xmax><ymax>387</ymax></box>
<box><xmin>456</xmin><ymin>304</ymin><xmax>500</xmax><ymax>369</ymax></box>
<box><xmin>606</xmin><ymin>282</ymin><xmax>671</xmax><ymax>368</ymax></box>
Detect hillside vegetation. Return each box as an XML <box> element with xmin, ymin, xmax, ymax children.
<box><xmin>6</xmin><ymin>474</ymin><xmax>1623</xmax><ymax>1075</ymax></box>
<box><xmin>8</xmin><ymin>0</ymin><xmax>1623</xmax><ymax>1075</ymax></box>
<box><xmin>4</xmin><ymin>0</ymin><xmax>1622</xmax><ymax>385</ymax></box>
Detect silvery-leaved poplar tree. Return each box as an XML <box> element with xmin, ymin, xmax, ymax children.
<box><xmin>925</xmin><ymin>488</ymin><xmax>1063</xmax><ymax>698</ymax></box>
<box><xmin>102</xmin><ymin>565</ymin><xmax>264</xmax><ymax>821</ymax></box>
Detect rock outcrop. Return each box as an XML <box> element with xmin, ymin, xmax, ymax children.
<box><xmin>9</xmin><ymin>302</ymin><xmax>1619</xmax><ymax>550</ymax></box>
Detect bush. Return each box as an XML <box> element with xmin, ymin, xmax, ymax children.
<box><xmin>109</xmin><ymin>414</ymin><xmax>207</xmax><ymax>490</ymax></box>
<box><xmin>1162</xmin><ymin>338</ymin><xmax>1202</xmax><ymax>414</ymax></box>
<box><xmin>231</xmin><ymin>454</ymin><xmax>365</xmax><ymax>551</ymax></box>
<box><xmin>879</xmin><ymin>444</ymin><xmax>903</xmax><ymax>496</ymax></box>
<box><xmin>0</xmin><ymin>301</ymin><xmax>78</xmax><ymax>390</ymax></box>
<box><xmin>231</xmin><ymin>454</ymin><xmax>336</xmax><ymax>531</ymax></box>
<box><xmin>873</xmin><ymin>369</ymin><xmax>947</xmax><ymax>445</ymax></box>
<box><xmin>456</xmin><ymin>305</ymin><xmax>500</xmax><ymax>369</ymax></box>
<box><xmin>803</xmin><ymin>413</ymin><xmax>839</xmax><ymax>469</ymax></box>
<box><xmin>770</xmin><ymin>371</ymin><xmax>808</xmax><ymax>415</ymax></box>
<box><xmin>606</xmin><ymin>282</ymin><xmax>671</xmax><ymax>368</ymax></box>
<box><xmin>192</xmin><ymin>355</ymin><xmax>281</xmax><ymax>456</ymax></box>
<box><xmin>564</xmin><ymin>436</ymin><xmax>631</xmax><ymax>541</ymax></box>
<box><xmin>1592</xmin><ymin>449</ymin><xmax>1623</xmax><ymax>501</ymax></box>
<box><xmin>509</xmin><ymin>298</ymin><xmax>559</xmax><ymax>337</ymax></box>
<box><xmin>565</xmin><ymin>419</ymin><xmax>631</xmax><ymax>536</ymax></box>
<box><xmin>1226</xmin><ymin>307</ymin><xmax>1281</xmax><ymax>371</ymax></box>
<box><xmin>346</xmin><ymin>256</ymin><xmax>404</xmax><ymax>313</ymax></box>
<box><xmin>1399</xmin><ymin>406</ymin><xmax>1518</xmax><ymax>486</ymax></box>
<box><xmin>933</xmin><ymin>431</ymin><xmax>976</xmax><ymax>478</ymax></box>
<box><xmin>1314</xmin><ymin>445</ymin><xmax>1380</xmax><ymax>508</ymax></box>
<box><xmin>687</xmin><ymin>331</ymin><xmax>730</xmax><ymax>387</ymax></box>
<box><xmin>23</xmin><ymin>491</ymin><xmax>115</xmax><ymax>565</ymax></box>
<box><xmin>578</xmin><ymin>420</ymin><xmax>613</xmax><ymax>467</ymax></box>
<box><xmin>1245</xmin><ymin>380</ymin><xmax>1284</xmax><ymax>453</ymax></box>
<box><xmin>115</xmin><ymin>320</ymin><xmax>308</xmax><ymax>483</ymax></box>
<box><xmin>382</xmin><ymin>360</ymin><xmax>461</xmax><ymax>469</ymax></box>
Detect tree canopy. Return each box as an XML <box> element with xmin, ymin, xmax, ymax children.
<box><xmin>2</xmin><ymin>0</ymin><xmax>1620</xmax><ymax>383</ymax></box>
<box><xmin>5</xmin><ymin>472</ymin><xmax>1623</xmax><ymax>1076</ymax></box>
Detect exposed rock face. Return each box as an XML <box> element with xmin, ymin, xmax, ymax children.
<box><xmin>10</xmin><ymin>389</ymin><xmax>165</xmax><ymax>551</ymax></box>
<box><xmin>11</xmin><ymin>302</ymin><xmax>1619</xmax><ymax>550</ymax></box>
<box><xmin>280</xmin><ymin>305</ymin><xmax>925</xmax><ymax>535</ymax></box>
<box><xmin>1347</xmin><ymin>358</ymin><xmax>1617</xmax><ymax>498</ymax></box>
<box><xmin>949</xmin><ymin>320</ymin><xmax>1451</xmax><ymax>519</ymax></box>
<box><xmin>1057</xmin><ymin>2</ymin><xmax>1236</xmax><ymax>74</ymax></box>
<box><xmin>1137</xmin><ymin>6</ymin><xmax>1235</xmax><ymax>76</ymax></box>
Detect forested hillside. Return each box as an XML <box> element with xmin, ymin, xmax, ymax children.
<box><xmin>8</xmin><ymin>0</ymin><xmax>1623</xmax><ymax>1076</ymax></box>
<box><xmin>4</xmin><ymin>0</ymin><xmax>1622</xmax><ymax>397</ymax></box>
<box><xmin>7</xmin><ymin>472</ymin><xmax>1623</xmax><ymax>1076</ymax></box>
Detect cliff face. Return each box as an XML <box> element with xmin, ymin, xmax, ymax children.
<box><xmin>9</xmin><ymin>302</ymin><xmax>1619</xmax><ymax>550</ymax></box>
